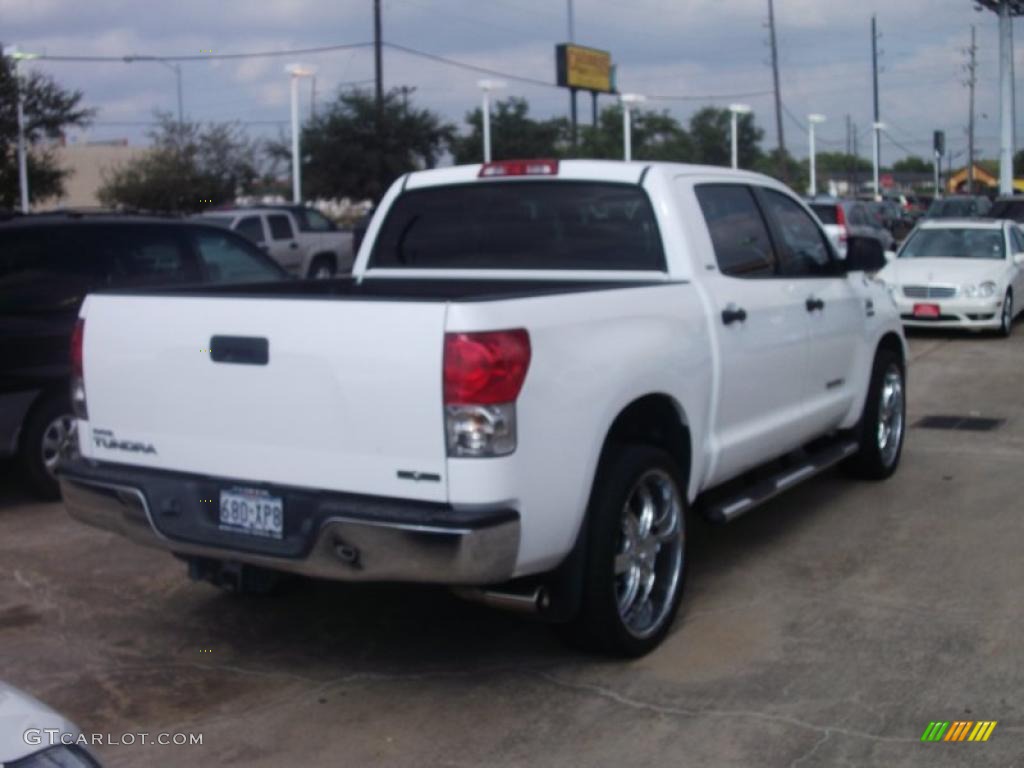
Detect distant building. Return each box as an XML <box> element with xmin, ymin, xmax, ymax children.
<box><xmin>37</xmin><ymin>141</ymin><xmax>148</xmax><ymax>210</ymax></box>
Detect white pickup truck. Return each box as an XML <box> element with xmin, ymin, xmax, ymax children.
<box><xmin>59</xmin><ymin>160</ymin><xmax>907</xmax><ymax>656</ymax></box>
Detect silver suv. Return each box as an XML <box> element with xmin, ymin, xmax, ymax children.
<box><xmin>197</xmin><ymin>205</ymin><xmax>355</xmax><ymax>278</ymax></box>
<box><xmin>808</xmin><ymin>198</ymin><xmax>895</xmax><ymax>258</ymax></box>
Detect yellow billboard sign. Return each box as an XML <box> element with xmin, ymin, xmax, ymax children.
<box><xmin>556</xmin><ymin>44</ymin><xmax>613</xmax><ymax>93</ymax></box>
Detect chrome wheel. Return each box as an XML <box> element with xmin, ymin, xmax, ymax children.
<box><xmin>614</xmin><ymin>468</ymin><xmax>684</xmax><ymax>639</ymax></box>
<box><xmin>876</xmin><ymin>364</ymin><xmax>904</xmax><ymax>468</ymax></box>
<box><xmin>40</xmin><ymin>413</ymin><xmax>75</xmax><ymax>476</ymax></box>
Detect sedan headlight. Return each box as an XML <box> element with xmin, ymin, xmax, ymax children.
<box><xmin>962</xmin><ymin>281</ymin><xmax>998</xmax><ymax>299</ymax></box>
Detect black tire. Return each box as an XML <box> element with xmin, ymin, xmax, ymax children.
<box><xmin>307</xmin><ymin>254</ymin><xmax>336</xmax><ymax>280</ymax></box>
<box><xmin>998</xmin><ymin>290</ymin><xmax>1013</xmax><ymax>338</ymax></box>
<box><xmin>559</xmin><ymin>444</ymin><xmax>688</xmax><ymax>657</ymax></box>
<box><xmin>19</xmin><ymin>392</ymin><xmax>74</xmax><ymax>500</ymax></box>
<box><xmin>843</xmin><ymin>347</ymin><xmax>906</xmax><ymax>481</ymax></box>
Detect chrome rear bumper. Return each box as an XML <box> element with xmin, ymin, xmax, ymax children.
<box><xmin>59</xmin><ymin>473</ymin><xmax>519</xmax><ymax>585</ymax></box>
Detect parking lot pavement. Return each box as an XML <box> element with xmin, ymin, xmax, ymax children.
<box><xmin>1</xmin><ymin>330</ymin><xmax>1022</xmax><ymax>768</ymax></box>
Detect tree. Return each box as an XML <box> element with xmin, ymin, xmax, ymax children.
<box><xmin>99</xmin><ymin>113</ymin><xmax>258</xmax><ymax>212</ymax></box>
<box><xmin>688</xmin><ymin>107</ymin><xmax>763</xmax><ymax>168</ymax></box>
<box><xmin>578</xmin><ymin>104</ymin><xmax>692</xmax><ymax>161</ymax></box>
<box><xmin>755</xmin><ymin>148</ymin><xmax>807</xmax><ymax>194</ymax></box>
<box><xmin>1014</xmin><ymin>149</ymin><xmax>1024</xmax><ymax>177</ymax></box>
<box><xmin>451</xmin><ymin>97</ymin><xmax>569</xmax><ymax>164</ymax></box>
<box><xmin>280</xmin><ymin>87</ymin><xmax>454</xmax><ymax>201</ymax></box>
<box><xmin>0</xmin><ymin>52</ymin><xmax>95</xmax><ymax>207</ymax></box>
<box><xmin>892</xmin><ymin>155</ymin><xmax>932</xmax><ymax>174</ymax></box>
<box><xmin>813</xmin><ymin>151</ymin><xmax>872</xmax><ymax>175</ymax></box>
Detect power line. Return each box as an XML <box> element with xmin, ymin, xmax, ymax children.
<box><xmin>383</xmin><ymin>42</ymin><xmax>558</xmax><ymax>89</ymax></box>
<box><xmin>26</xmin><ymin>38</ymin><xmax>827</xmax><ymax>112</ymax></box>
<box><xmin>33</xmin><ymin>42</ymin><xmax>374</xmax><ymax>63</ymax></box>
<box><xmin>646</xmin><ymin>89</ymin><xmax>773</xmax><ymax>103</ymax></box>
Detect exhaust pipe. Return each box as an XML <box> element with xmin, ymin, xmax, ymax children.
<box><xmin>453</xmin><ymin>585</ymin><xmax>550</xmax><ymax>615</ymax></box>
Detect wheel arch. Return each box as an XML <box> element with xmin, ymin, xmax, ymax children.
<box><xmin>877</xmin><ymin>330</ymin><xmax>906</xmax><ymax>370</ymax></box>
<box><xmin>594</xmin><ymin>394</ymin><xmax>693</xmax><ymax>498</ymax></box>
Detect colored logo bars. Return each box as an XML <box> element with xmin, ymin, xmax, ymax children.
<box><xmin>921</xmin><ymin>721</ymin><xmax>997</xmax><ymax>742</ymax></box>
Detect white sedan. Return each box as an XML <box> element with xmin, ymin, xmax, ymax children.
<box><xmin>877</xmin><ymin>218</ymin><xmax>1024</xmax><ymax>336</ymax></box>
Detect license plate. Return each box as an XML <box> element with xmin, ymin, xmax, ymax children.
<box><xmin>219</xmin><ymin>487</ymin><xmax>283</xmax><ymax>539</ymax></box>
<box><xmin>913</xmin><ymin>303</ymin><xmax>941</xmax><ymax>318</ymax></box>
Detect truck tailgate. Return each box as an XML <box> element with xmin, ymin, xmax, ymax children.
<box><xmin>78</xmin><ymin>294</ymin><xmax>449</xmax><ymax>502</ymax></box>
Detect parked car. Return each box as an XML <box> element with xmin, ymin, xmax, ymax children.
<box><xmin>877</xmin><ymin>218</ymin><xmax>1024</xmax><ymax>336</ymax></box>
<box><xmin>986</xmin><ymin>195</ymin><xmax>1024</xmax><ymax>222</ymax></box>
<box><xmin>0</xmin><ymin>214</ymin><xmax>287</xmax><ymax>499</ymax></box>
<box><xmin>923</xmin><ymin>195</ymin><xmax>991</xmax><ymax>219</ymax></box>
<box><xmin>868</xmin><ymin>200</ymin><xmax>915</xmax><ymax>243</ymax></box>
<box><xmin>882</xmin><ymin>191</ymin><xmax>926</xmax><ymax>219</ymax></box>
<box><xmin>0</xmin><ymin>680</ymin><xmax>101</xmax><ymax>766</ymax></box>
<box><xmin>197</xmin><ymin>205</ymin><xmax>355</xmax><ymax>279</ymax></box>
<box><xmin>808</xmin><ymin>197</ymin><xmax>894</xmax><ymax>257</ymax></box>
<box><xmin>59</xmin><ymin>160</ymin><xmax>906</xmax><ymax>657</ymax></box>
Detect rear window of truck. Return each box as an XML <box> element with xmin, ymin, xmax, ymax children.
<box><xmin>369</xmin><ymin>181</ymin><xmax>666</xmax><ymax>270</ymax></box>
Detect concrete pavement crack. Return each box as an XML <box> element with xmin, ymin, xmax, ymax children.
<box><xmin>535</xmin><ymin>672</ymin><xmax>918</xmax><ymax>745</ymax></box>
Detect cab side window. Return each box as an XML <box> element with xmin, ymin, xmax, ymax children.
<box><xmin>235</xmin><ymin>216</ymin><xmax>265</xmax><ymax>244</ymax></box>
<box><xmin>268</xmin><ymin>214</ymin><xmax>294</xmax><ymax>241</ymax></box>
<box><xmin>759</xmin><ymin>190</ymin><xmax>836</xmax><ymax>277</ymax></box>
<box><xmin>695</xmin><ymin>184</ymin><xmax>777</xmax><ymax>278</ymax></box>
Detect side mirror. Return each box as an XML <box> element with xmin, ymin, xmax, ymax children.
<box><xmin>845</xmin><ymin>236</ymin><xmax>887</xmax><ymax>273</ymax></box>
<box><xmin>1014</xmin><ymin>252</ymin><xmax>1024</xmax><ymax>266</ymax></box>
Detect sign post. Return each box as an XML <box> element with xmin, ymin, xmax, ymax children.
<box><xmin>556</xmin><ymin>43</ymin><xmax>614</xmax><ymax>153</ymax></box>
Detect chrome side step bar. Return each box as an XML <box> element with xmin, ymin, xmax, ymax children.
<box><xmin>702</xmin><ymin>440</ymin><xmax>859</xmax><ymax>524</ymax></box>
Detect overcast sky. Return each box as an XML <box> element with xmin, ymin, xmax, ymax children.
<box><xmin>3</xmin><ymin>0</ymin><xmax>1021</xmax><ymax>164</ymax></box>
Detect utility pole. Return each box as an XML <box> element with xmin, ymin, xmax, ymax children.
<box><xmin>373</xmin><ymin>0</ymin><xmax>384</xmax><ymax>196</ymax></box>
<box><xmin>845</xmin><ymin>113</ymin><xmax>851</xmax><ymax>192</ymax></box>
<box><xmin>965</xmin><ymin>24</ymin><xmax>978</xmax><ymax>194</ymax></box>
<box><xmin>853</xmin><ymin>122</ymin><xmax>860</xmax><ymax>195</ymax></box>
<box><xmin>767</xmin><ymin>0</ymin><xmax>786</xmax><ymax>179</ymax></box>
<box><xmin>568</xmin><ymin>0</ymin><xmax>577</xmax><ymax>151</ymax></box>
<box><xmin>871</xmin><ymin>15</ymin><xmax>882</xmax><ymax>199</ymax></box>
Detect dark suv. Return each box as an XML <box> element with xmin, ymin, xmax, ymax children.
<box><xmin>0</xmin><ymin>214</ymin><xmax>287</xmax><ymax>498</ymax></box>
<box><xmin>987</xmin><ymin>196</ymin><xmax>1024</xmax><ymax>222</ymax></box>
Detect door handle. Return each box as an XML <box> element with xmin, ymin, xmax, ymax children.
<box><xmin>805</xmin><ymin>297</ymin><xmax>825</xmax><ymax>312</ymax></box>
<box><xmin>289</xmin><ymin>242</ymin><xmax>299</xmax><ymax>250</ymax></box>
<box><xmin>210</xmin><ymin>336</ymin><xmax>269</xmax><ymax>365</ymax></box>
<box><xmin>721</xmin><ymin>304</ymin><xmax>747</xmax><ymax>325</ymax></box>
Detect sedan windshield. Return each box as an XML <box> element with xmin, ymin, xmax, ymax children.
<box><xmin>899</xmin><ymin>228</ymin><xmax>1005</xmax><ymax>260</ymax></box>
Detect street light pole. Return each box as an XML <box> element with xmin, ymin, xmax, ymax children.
<box><xmin>4</xmin><ymin>46</ymin><xmax>38</xmax><ymax>212</ymax></box>
<box><xmin>872</xmin><ymin>121</ymin><xmax>885</xmax><ymax>200</ymax></box>
<box><xmin>620</xmin><ymin>93</ymin><xmax>645</xmax><ymax>161</ymax></box>
<box><xmin>728</xmin><ymin>103</ymin><xmax>751</xmax><ymax>169</ymax></box>
<box><xmin>286</xmin><ymin>63</ymin><xmax>316</xmax><ymax>204</ymax></box>
<box><xmin>478</xmin><ymin>80</ymin><xmax>506</xmax><ymax>163</ymax></box>
<box><xmin>14</xmin><ymin>57</ymin><xmax>29</xmax><ymax>212</ymax></box>
<box><xmin>122</xmin><ymin>56</ymin><xmax>184</xmax><ymax>124</ymax></box>
<box><xmin>808</xmin><ymin>114</ymin><xmax>826</xmax><ymax>196</ymax></box>
<box><xmin>975</xmin><ymin>2</ymin><xmax>1024</xmax><ymax>195</ymax></box>
<box><xmin>997</xmin><ymin>1</ymin><xmax>1016</xmax><ymax>195</ymax></box>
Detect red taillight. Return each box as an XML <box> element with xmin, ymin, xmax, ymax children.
<box><xmin>478</xmin><ymin>159</ymin><xmax>559</xmax><ymax>178</ymax></box>
<box><xmin>835</xmin><ymin>205</ymin><xmax>849</xmax><ymax>241</ymax></box>
<box><xmin>70</xmin><ymin>319</ymin><xmax>84</xmax><ymax>378</ymax></box>
<box><xmin>444</xmin><ymin>330</ymin><xmax>531</xmax><ymax>405</ymax></box>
